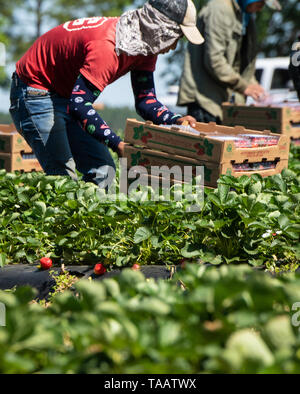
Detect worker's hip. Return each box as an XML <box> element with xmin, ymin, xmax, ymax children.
<box><xmin>8</xmin><ymin>72</ymin><xmax>115</xmax><ymax>187</ymax></box>
<box><xmin>9</xmin><ymin>72</ymin><xmax>70</xmax><ymax>139</ymax></box>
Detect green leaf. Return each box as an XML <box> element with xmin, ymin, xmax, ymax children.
<box><xmin>218</xmin><ymin>183</ymin><xmax>230</xmax><ymax>205</ymax></box>
<box><xmin>224</xmin><ymin>329</ymin><xmax>274</xmax><ymax>369</ymax></box>
<box><xmin>264</xmin><ymin>315</ymin><xmax>296</xmax><ymax>349</ymax></box>
<box><xmin>68</xmin><ymin>231</ymin><xmax>79</xmax><ymax>239</ymax></box>
<box><xmin>248</xmin><ymin>259</ymin><xmax>264</xmax><ymax>267</ymax></box>
<box><xmin>181</xmin><ymin>243</ymin><xmax>202</xmax><ymax>258</ymax></box>
<box><xmin>33</xmin><ymin>201</ymin><xmax>47</xmax><ymax>217</ymax></box>
<box><xmin>238</xmin><ymin>175</ymin><xmax>251</xmax><ymax>188</ymax></box>
<box><xmin>134</xmin><ymin>227</ymin><xmax>152</xmax><ymax>243</ymax></box>
<box><xmin>278</xmin><ymin>215</ymin><xmax>290</xmax><ymax>230</ymax></box>
<box><xmin>66</xmin><ymin>200</ymin><xmax>78</xmax><ymax>209</ymax></box>
<box><xmin>208</xmin><ymin>194</ymin><xmax>221</xmax><ymax>208</ymax></box>
<box><xmin>248</xmin><ymin>181</ymin><xmax>262</xmax><ymax>195</ymax></box>
<box><xmin>0</xmin><ymin>253</ymin><xmax>6</xmax><ymax>267</ymax></box>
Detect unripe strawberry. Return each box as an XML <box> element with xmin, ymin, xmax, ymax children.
<box><xmin>40</xmin><ymin>257</ymin><xmax>53</xmax><ymax>270</ymax></box>
<box><xmin>94</xmin><ymin>263</ymin><xmax>106</xmax><ymax>276</ymax></box>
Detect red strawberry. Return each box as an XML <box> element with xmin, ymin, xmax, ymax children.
<box><xmin>94</xmin><ymin>263</ymin><xmax>106</xmax><ymax>276</ymax></box>
<box><xmin>40</xmin><ymin>257</ymin><xmax>53</xmax><ymax>270</ymax></box>
<box><xmin>132</xmin><ymin>263</ymin><xmax>141</xmax><ymax>271</ymax></box>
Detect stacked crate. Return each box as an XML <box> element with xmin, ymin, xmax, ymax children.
<box><xmin>123</xmin><ymin>119</ymin><xmax>290</xmax><ymax>189</ymax></box>
<box><xmin>0</xmin><ymin>124</ymin><xmax>42</xmax><ymax>172</ymax></box>
<box><xmin>222</xmin><ymin>102</ymin><xmax>300</xmax><ymax>144</ymax></box>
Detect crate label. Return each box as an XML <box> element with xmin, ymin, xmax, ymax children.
<box><xmin>226</xmin><ymin>144</ymin><xmax>233</xmax><ymax>153</ymax></box>
<box><xmin>131</xmin><ymin>151</ymin><xmax>149</xmax><ymax>167</ymax></box>
<box><xmin>133</xmin><ymin>125</ymin><xmax>144</xmax><ymax>139</ymax></box>
<box><xmin>131</xmin><ymin>152</ymin><xmax>140</xmax><ymax>166</ymax></box>
<box><xmin>194</xmin><ymin>139</ymin><xmax>214</xmax><ymax>157</ymax></box>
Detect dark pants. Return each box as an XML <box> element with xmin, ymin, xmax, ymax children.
<box><xmin>9</xmin><ymin>72</ymin><xmax>116</xmax><ymax>187</ymax></box>
<box><xmin>187</xmin><ymin>103</ymin><xmax>221</xmax><ymax>124</ymax></box>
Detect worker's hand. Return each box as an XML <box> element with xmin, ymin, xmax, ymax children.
<box><xmin>176</xmin><ymin>116</ymin><xmax>197</xmax><ymax>128</ymax></box>
<box><xmin>244</xmin><ymin>84</ymin><xmax>267</xmax><ymax>102</ymax></box>
<box><xmin>116</xmin><ymin>141</ymin><xmax>125</xmax><ymax>158</ymax></box>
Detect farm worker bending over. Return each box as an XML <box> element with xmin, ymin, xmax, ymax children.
<box><xmin>9</xmin><ymin>0</ymin><xmax>203</xmax><ymax>187</ymax></box>
<box><xmin>289</xmin><ymin>36</ymin><xmax>300</xmax><ymax>101</ymax></box>
<box><xmin>177</xmin><ymin>0</ymin><xmax>281</xmax><ymax>124</ymax></box>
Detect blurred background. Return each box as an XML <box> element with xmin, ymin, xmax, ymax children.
<box><xmin>0</xmin><ymin>0</ymin><xmax>299</xmax><ymax>128</ymax></box>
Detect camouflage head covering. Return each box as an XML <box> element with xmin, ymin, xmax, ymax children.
<box><xmin>115</xmin><ymin>2</ymin><xmax>182</xmax><ymax>57</ymax></box>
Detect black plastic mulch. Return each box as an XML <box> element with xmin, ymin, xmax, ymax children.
<box><xmin>0</xmin><ymin>264</ymin><xmax>174</xmax><ymax>300</ymax></box>
<box><xmin>1</xmin><ymin>263</ymin><xmax>298</xmax><ymax>300</ymax></box>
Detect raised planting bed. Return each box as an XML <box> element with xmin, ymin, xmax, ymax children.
<box><xmin>0</xmin><ymin>145</ymin><xmax>299</xmax><ymax>273</ymax></box>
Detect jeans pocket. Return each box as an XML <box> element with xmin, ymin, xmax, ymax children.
<box><xmin>24</xmin><ymin>93</ymin><xmax>53</xmax><ymax>117</ymax></box>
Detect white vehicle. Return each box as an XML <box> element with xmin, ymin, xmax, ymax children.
<box><xmin>251</xmin><ymin>57</ymin><xmax>298</xmax><ymax>104</ymax></box>
<box><xmin>162</xmin><ymin>57</ymin><xmax>298</xmax><ymax>112</ymax></box>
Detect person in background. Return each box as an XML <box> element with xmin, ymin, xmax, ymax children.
<box><xmin>177</xmin><ymin>0</ymin><xmax>281</xmax><ymax>124</ymax></box>
<box><xmin>290</xmin><ymin>36</ymin><xmax>300</xmax><ymax>101</ymax></box>
<box><xmin>9</xmin><ymin>0</ymin><xmax>203</xmax><ymax>188</ymax></box>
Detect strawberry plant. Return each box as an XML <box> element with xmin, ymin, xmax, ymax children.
<box><xmin>0</xmin><ymin>144</ymin><xmax>299</xmax><ymax>272</ymax></box>
<box><xmin>1</xmin><ymin>265</ymin><xmax>300</xmax><ymax>374</ymax></box>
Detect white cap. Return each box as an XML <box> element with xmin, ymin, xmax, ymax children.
<box><xmin>180</xmin><ymin>0</ymin><xmax>204</xmax><ymax>45</ymax></box>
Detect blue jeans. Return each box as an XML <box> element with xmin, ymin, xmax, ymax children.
<box><xmin>9</xmin><ymin>72</ymin><xmax>116</xmax><ymax>187</ymax></box>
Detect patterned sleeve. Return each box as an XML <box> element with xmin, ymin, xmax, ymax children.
<box><xmin>131</xmin><ymin>70</ymin><xmax>182</xmax><ymax>125</ymax></box>
<box><xmin>68</xmin><ymin>75</ymin><xmax>122</xmax><ymax>151</ymax></box>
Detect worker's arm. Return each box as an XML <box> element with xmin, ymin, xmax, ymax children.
<box><xmin>131</xmin><ymin>70</ymin><xmax>196</xmax><ymax>127</ymax></box>
<box><xmin>68</xmin><ymin>74</ymin><xmax>123</xmax><ymax>155</ymax></box>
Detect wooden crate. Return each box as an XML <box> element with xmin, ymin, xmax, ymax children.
<box><xmin>123</xmin><ymin>145</ymin><xmax>288</xmax><ymax>188</ymax></box>
<box><xmin>0</xmin><ymin>131</ymin><xmax>32</xmax><ymax>154</ymax></box>
<box><xmin>124</xmin><ymin>119</ymin><xmax>290</xmax><ymax>164</ymax></box>
<box><xmin>0</xmin><ymin>123</ymin><xmax>15</xmax><ymax>134</ymax></box>
<box><xmin>222</xmin><ymin>102</ymin><xmax>300</xmax><ymax>138</ymax></box>
<box><xmin>0</xmin><ymin>152</ymin><xmax>42</xmax><ymax>173</ymax></box>
<box><xmin>0</xmin><ymin>123</ymin><xmax>42</xmax><ymax>172</ymax></box>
